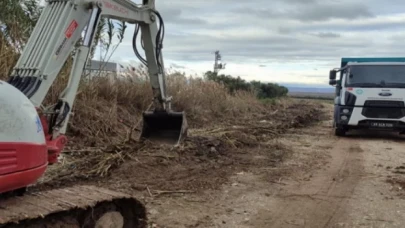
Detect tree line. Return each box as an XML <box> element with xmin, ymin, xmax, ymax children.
<box><xmin>204</xmin><ymin>71</ymin><xmax>289</xmax><ymax>99</ymax></box>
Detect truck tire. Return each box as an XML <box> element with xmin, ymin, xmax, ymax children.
<box><xmin>335</xmin><ymin>127</ymin><xmax>346</xmax><ymax>136</ymax></box>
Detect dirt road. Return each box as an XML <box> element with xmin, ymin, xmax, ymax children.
<box><xmin>148</xmin><ymin>104</ymin><xmax>405</xmax><ymax>228</ymax></box>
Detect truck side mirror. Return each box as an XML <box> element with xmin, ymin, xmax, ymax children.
<box><xmin>329</xmin><ymin>70</ymin><xmax>337</xmax><ymax>80</ymax></box>
<box><xmin>329</xmin><ymin>79</ymin><xmax>337</xmax><ymax>86</ymax></box>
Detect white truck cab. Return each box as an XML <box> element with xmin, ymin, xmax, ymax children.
<box><xmin>330</xmin><ymin>57</ymin><xmax>405</xmax><ymax>136</ymax></box>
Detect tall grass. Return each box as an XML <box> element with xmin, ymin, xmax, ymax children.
<box><xmin>0</xmin><ymin>1</ymin><xmax>270</xmax><ymax>146</ymax></box>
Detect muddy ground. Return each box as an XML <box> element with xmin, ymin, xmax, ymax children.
<box><xmin>6</xmin><ymin>99</ymin><xmax>405</xmax><ymax>227</ymax></box>
<box><xmin>138</xmin><ymin>102</ymin><xmax>405</xmax><ymax>228</ymax></box>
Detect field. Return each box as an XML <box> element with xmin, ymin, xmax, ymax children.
<box><xmin>3</xmin><ymin>42</ymin><xmax>405</xmax><ymax>228</ymax></box>
<box><xmin>4</xmin><ymin>3</ymin><xmax>405</xmax><ymax>227</ymax></box>
<box><xmin>3</xmin><ymin>62</ymin><xmax>405</xmax><ymax>228</ymax></box>
<box><xmin>0</xmin><ymin>49</ymin><xmax>329</xmax><ymax>226</ymax></box>
<box><xmin>288</xmin><ymin>91</ymin><xmax>334</xmax><ymax>100</ymax></box>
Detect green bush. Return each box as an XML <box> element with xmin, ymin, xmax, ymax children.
<box><xmin>204</xmin><ymin>71</ymin><xmax>288</xmax><ymax>99</ymax></box>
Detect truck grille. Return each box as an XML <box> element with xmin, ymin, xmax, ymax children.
<box><xmin>364</xmin><ymin>100</ymin><xmax>404</xmax><ymax>107</ymax></box>
<box><xmin>362</xmin><ymin>100</ymin><xmax>405</xmax><ymax>119</ymax></box>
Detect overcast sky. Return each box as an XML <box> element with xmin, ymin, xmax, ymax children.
<box><xmin>93</xmin><ymin>0</ymin><xmax>405</xmax><ymax>86</ymax></box>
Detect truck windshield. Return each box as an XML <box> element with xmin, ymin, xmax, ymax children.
<box><xmin>346</xmin><ymin>65</ymin><xmax>405</xmax><ymax>88</ymax></box>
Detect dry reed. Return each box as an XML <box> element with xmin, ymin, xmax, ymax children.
<box><xmin>0</xmin><ymin>46</ymin><xmax>268</xmax><ymax>147</ymax></box>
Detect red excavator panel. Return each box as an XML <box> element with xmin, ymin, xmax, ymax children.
<box><xmin>0</xmin><ymin>142</ymin><xmax>47</xmax><ymax>193</ymax></box>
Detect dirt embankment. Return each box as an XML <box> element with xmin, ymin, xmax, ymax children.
<box><xmin>33</xmin><ymin>99</ymin><xmax>326</xmax><ymax>196</ymax></box>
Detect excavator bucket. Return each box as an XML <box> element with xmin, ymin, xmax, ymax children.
<box><xmin>140</xmin><ymin>111</ymin><xmax>188</xmax><ymax>145</ymax></box>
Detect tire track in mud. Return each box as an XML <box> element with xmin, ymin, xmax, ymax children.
<box><xmin>252</xmin><ymin>135</ymin><xmax>365</xmax><ymax>228</ymax></box>
<box><xmin>320</xmin><ymin>141</ymin><xmax>364</xmax><ymax>228</ymax></box>
<box><xmin>148</xmin><ymin>104</ymin><xmax>405</xmax><ymax>228</ymax></box>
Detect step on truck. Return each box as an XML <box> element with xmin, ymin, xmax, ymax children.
<box><xmin>329</xmin><ymin>57</ymin><xmax>405</xmax><ymax>136</ymax></box>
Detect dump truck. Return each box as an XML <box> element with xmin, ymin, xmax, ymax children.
<box><xmin>329</xmin><ymin>57</ymin><xmax>405</xmax><ymax>136</ymax></box>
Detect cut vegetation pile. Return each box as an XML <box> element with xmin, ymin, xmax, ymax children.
<box><xmin>31</xmin><ymin>75</ymin><xmax>327</xmax><ymax>195</ymax></box>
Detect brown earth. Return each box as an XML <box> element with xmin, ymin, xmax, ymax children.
<box><xmin>138</xmin><ymin>102</ymin><xmax>405</xmax><ymax>228</ymax></box>
<box><xmin>7</xmin><ymin>100</ymin><xmax>405</xmax><ymax>227</ymax></box>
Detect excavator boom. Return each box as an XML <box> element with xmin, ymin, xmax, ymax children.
<box><xmin>8</xmin><ymin>0</ymin><xmax>187</xmax><ymax>145</ymax></box>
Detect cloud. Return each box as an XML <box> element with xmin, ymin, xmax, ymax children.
<box><xmin>169</xmin><ymin>63</ymin><xmax>186</xmax><ymax>69</ymax></box>
<box><xmin>158</xmin><ymin>7</ymin><xmax>208</xmax><ymax>25</ymax></box>
<box><xmin>232</xmin><ymin>2</ymin><xmax>374</xmax><ymax>22</ymax></box>
<box><xmin>310</xmin><ymin>32</ymin><xmax>341</xmax><ymax>38</ymax></box>
<box><xmin>93</xmin><ymin>0</ymin><xmax>405</xmax><ymax>85</ymax></box>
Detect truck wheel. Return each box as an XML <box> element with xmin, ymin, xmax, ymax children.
<box><xmin>335</xmin><ymin>127</ymin><xmax>346</xmax><ymax>136</ymax></box>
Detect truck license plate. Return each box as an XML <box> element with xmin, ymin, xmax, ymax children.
<box><xmin>370</xmin><ymin>122</ymin><xmax>394</xmax><ymax>128</ymax></box>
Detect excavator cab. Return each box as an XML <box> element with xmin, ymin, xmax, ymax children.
<box><xmin>140</xmin><ymin>110</ymin><xmax>188</xmax><ymax>145</ymax></box>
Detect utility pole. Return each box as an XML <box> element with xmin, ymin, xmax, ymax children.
<box><xmin>213</xmin><ymin>50</ymin><xmax>226</xmax><ymax>74</ymax></box>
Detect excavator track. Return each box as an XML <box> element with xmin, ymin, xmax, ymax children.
<box><xmin>0</xmin><ymin>185</ymin><xmax>147</xmax><ymax>228</ymax></box>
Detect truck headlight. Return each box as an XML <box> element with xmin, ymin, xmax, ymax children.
<box><xmin>341</xmin><ymin>115</ymin><xmax>348</xmax><ymax>121</ymax></box>
<box><xmin>342</xmin><ymin>109</ymin><xmax>349</xmax><ymax>114</ymax></box>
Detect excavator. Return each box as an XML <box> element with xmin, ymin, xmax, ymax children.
<box><xmin>0</xmin><ymin>0</ymin><xmax>187</xmax><ymax>227</ymax></box>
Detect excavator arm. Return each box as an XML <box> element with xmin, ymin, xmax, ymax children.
<box><xmin>7</xmin><ymin>0</ymin><xmax>187</xmax><ymax>164</ymax></box>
